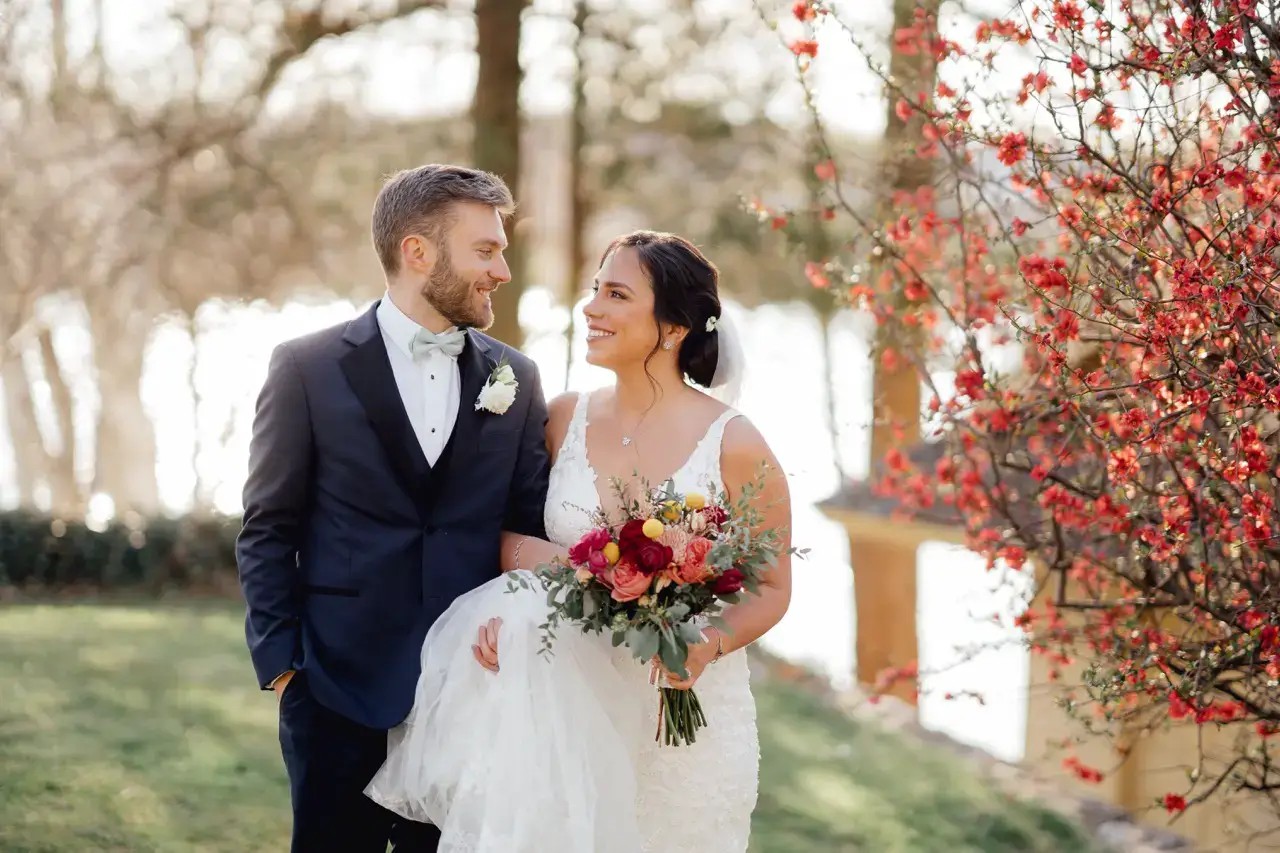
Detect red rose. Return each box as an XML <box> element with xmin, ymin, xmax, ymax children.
<box><xmin>617</xmin><ymin>519</ymin><xmax>649</xmax><ymax>560</ymax></box>
<box><xmin>711</xmin><ymin>568</ymin><xmax>745</xmax><ymax>595</ymax></box>
<box><xmin>610</xmin><ymin>559</ymin><xmax>651</xmax><ymax>602</ymax></box>
<box><xmin>634</xmin><ymin>540</ymin><xmax>674</xmax><ymax>575</ymax></box>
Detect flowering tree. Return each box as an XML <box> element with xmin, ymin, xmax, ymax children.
<box><xmin>774</xmin><ymin>0</ymin><xmax>1280</xmax><ymax>826</ymax></box>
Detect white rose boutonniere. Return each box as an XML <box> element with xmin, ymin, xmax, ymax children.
<box><xmin>475</xmin><ymin>359</ymin><xmax>519</xmax><ymax>414</ymax></box>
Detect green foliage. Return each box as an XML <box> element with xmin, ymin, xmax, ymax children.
<box><xmin>0</xmin><ymin>510</ymin><xmax>239</xmax><ymax>592</ymax></box>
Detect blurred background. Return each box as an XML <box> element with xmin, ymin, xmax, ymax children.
<box><xmin>0</xmin><ymin>1</ymin><xmax>1141</xmax><ymax>850</ymax></box>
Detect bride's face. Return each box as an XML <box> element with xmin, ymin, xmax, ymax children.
<box><xmin>583</xmin><ymin>246</ymin><xmax>664</xmax><ymax>371</ymax></box>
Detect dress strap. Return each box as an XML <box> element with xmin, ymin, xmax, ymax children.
<box><xmin>702</xmin><ymin>409</ymin><xmax>741</xmax><ymax>454</ymax></box>
<box><xmin>684</xmin><ymin>408</ymin><xmax>742</xmax><ymax>496</ymax></box>
<box><xmin>559</xmin><ymin>391</ymin><xmax>592</xmax><ymax>460</ymax></box>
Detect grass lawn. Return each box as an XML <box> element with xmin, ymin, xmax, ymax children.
<box><xmin>0</xmin><ymin>602</ymin><xmax>1097</xmax><ymax>852</ymax></box>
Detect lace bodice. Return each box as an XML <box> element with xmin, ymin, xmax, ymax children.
<box><xmin>543</xmin><ymin>391</ymin><xmax>760</xmax><ymax>853</ymax></box>
<box><xmin>545</xmin><ymin>392</ymin><xmax>739</xmax><ymax>549</ymax></box>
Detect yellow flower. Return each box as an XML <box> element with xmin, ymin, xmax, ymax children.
<box><xmin>642</xmin><ymin>518</ymin><xmax>665</xmax><ymax>539</ymax></box>
<box><xmin>661</xmin><ymin>501</ymin><xmax>682</xmax><ymax>522</ymax></box>
<box><xmin>574</xmin><ymin>567</ymin><xmax>594</xmax><ymax>584</ymax></box>
<box><xmin>684</xmin><ymin>492</ymin><xmax>707</xmax><ymax>510</ymax></box>
<box><xmin>638</xmin><ymin>595</ymin><xmax>653</xmax><ymax>607</ymax></box>
<box><xmin>602</xmin><ymin>542</ymin><xmax>620</xmax><ymax>564</ymax></box>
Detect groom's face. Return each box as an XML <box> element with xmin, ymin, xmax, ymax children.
<box><xmin>419</xmin><ymin>202</ymin><xmax>511</xmax><ymax>329</ymax></box>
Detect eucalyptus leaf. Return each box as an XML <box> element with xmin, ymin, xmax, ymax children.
<box><xmin>676</xmin><ymin>620</ymin><xmax>705</xmax><ymax>645</ymax></box>
<box><xmin>627</xmin><ymin>625</ymin><xmax>661</xmax><ymax>662</ymax></box>
<box><xmin>658</xmin><ymin>629</ymin><xmax>689</xmax><ymax>678</ymax></box>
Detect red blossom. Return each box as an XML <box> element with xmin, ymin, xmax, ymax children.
<box><xmin>789</xmin><ymin>39</ymin><xmax>818</xmax><ymax>58</ymax></box>
<box><xmin>1062</xmin><ymin>756</ymin><xmax>1104</xmax><ymax>783</ymax></box>
<box><xmin>791</xmin><ymin>0</ymin><xmax>816</xmax><ymax>22</ymax></box>
<box><xmin>801</xmin><ymin>0</ymin><xmax>1280</xmax><ymax>817</ymax></box>
<box><xmin>997</xmin><ymin>132</ymin><xmax>1029</xmax><ymax>165</ymax></box>
<box><xmin>805</xmin><ymin>261</ymin><xmax>830</xmax><ymax>289</ymax></box>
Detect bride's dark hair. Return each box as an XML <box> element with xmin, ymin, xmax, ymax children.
<box><xmin>598</xmin><ymin>230</ymin><xmax>721</xmax><ymax>387</ymax></box>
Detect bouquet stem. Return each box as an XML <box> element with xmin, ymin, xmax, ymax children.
<box><xmin>656</xmin><ymin>687</ymin><xmax>708</xmax><ymax>747</ymax></box>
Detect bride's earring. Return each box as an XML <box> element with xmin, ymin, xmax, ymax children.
<box><xmin>662</xmin><ymin>340</ymin><xmax>674</xmax><ymax>350</ymax></box>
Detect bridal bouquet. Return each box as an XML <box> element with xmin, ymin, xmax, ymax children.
<box><xmin>513</xmin><ymin>475</ymin><xmax>787</xmax><ymax>747</ymax></box>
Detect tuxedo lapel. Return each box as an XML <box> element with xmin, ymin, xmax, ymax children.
<box><xmin>339</xmin><ymin>303</ymin><xmax>432</xmax><ymax>514</ymax></box>
<box><xmin>432</xmin><ymin>329</ymin><xmax>497</xmax><ymax>488</ymax></box>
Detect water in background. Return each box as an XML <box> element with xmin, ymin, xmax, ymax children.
<box><xmin>0</xmin><ymin>291</ymin><xmax>1030</xmax><ymax>762</ymax></box>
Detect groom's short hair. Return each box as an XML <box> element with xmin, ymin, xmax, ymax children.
<box><xmin>372</xmin><ymin>165</ymin><xmax>515</xmax><ymax>275</ymax></box>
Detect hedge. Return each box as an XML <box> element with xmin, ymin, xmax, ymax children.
<box><xmin>0</xmin><ymin>510</ymin><xmax>241</xmax><ymax>592</ymax></box>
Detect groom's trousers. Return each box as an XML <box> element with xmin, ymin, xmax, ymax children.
<box><xmin>278</xmin><ymin>670</ymin><xmax>442</xmax><ymax>852</ymax></box>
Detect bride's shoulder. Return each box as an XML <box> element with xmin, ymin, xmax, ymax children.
<box><xmin>546</xmin><ymin>391</ymin><xmax>583</xmax><ymax>459</ymax></box>
<box><xmin>548</xmin><ymin>391</ymin><xmax>581</xmax><ymax>423</ymax></box>
<box><xmin>718</xmin><ymin>413</ymin><xmax>784</xmax><ymax>488</ymax></box>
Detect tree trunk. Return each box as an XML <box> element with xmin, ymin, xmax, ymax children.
<box><xmin>51</xmin><ymin>0</ymin><xmax>68</xmax><ymax>106</ymax></box>
<box><xmin>472</xmin><ymin>0</ymin><xmax>526</xmax><ymax>348</ymax></box>
<box><xmin>88</xmin><ymin>300</ymin><xmax>159</xmax><ymax>518</ymax></box>
<box><xmin>1</xmin><ymin>353</ymin><xmax>41</xmax><ymax>506</ymax></box>
<box><xmin>187</xmin><ymin>311</ymin><xmax>217</xmax><ymax>514</ymax></box>
<box><xmin>871</xmin><ymin>0</ymin><xmax>937</xmax><ymax>460</ymax></box>
<box><xmin>850</xmin><ymin>0</ymin><xmax>939</xmax><ymax>705</ymax></box>
<box><xmin>35</xmin><ymin>327</ymin><xmax>81</xmax><ymax>515</ymax></box>
<box><xmin>564</xmin><ymin>0</ymin><xmax>590</xmax><ymax>390</ymax></box>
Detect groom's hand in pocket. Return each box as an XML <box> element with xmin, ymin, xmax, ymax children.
<box><xmin>271</xmin><ymin>669</ymin><xmax>296</xmax><ymax>700</ymax></box>
<box><xmin>472</xmin><ymin>618</ymin><xmax>502</xmax><ymax>673</ymax></box>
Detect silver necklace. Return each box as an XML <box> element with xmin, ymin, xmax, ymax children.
<box><xmin>620</xmin><ymin>409</ymin><xmax>650</xmax><ymax>447</ymax></box>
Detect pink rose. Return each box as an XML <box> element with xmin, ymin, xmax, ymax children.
<box><xmin>610</xmin><ymin>559</ymin><xmax>652</xmax><ymax>602</ymax></box>
<box><xmin>669</xmin><ymin>537</ymin><xmax>715</xmax><ymax>585</ymax></box>
<box><xmin>569</xmin><ymin>527</ymin><xmax>612</xmax><ymax>567</ymax></box>
<box><xmin>711</xmin><ymin>567</ymin><xmax>745</xmax><ymax>596</ymax></box>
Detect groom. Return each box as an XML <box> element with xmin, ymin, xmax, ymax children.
<box><xmin>236</xmin><ymin>164</ymin><xmax>550</xmax><ymax>851</ymax></box>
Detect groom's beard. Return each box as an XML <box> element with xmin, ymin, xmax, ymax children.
<box><xmin>422</xmin><ymin>244</ymin><xmax>494</xmax><ymax>330</ymax></box>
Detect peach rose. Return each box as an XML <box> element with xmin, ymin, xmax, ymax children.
<box><xmin>669</xmin><ymin>537</ymin><xmax>715</xmax><ymax>585</ymax></box>
<box><xmin>610</xmin><ymin>559</ymin><xmax>652</xmax><ymax>602</ymax></box>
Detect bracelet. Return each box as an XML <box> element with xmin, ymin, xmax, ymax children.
<box><xmin>513</xmin><ymin>536</ymin><xmax>528</xmax><ymax>571</ymax></box>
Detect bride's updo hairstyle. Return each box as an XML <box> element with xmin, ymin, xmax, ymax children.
<box><xmin>599</xmin><ymin>230</ymin><xmax>721</xmax><ymax>388</ymax></box>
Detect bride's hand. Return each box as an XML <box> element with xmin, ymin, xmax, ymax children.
<box><xmin>472</xmin><ymin>617</ymin><xmax>502</xmax><ymax>673</ymax></box>
<box><xmin>655</xmin><ymin>632</ymin><xmax>720</xmax><ymax>691</ymax></box>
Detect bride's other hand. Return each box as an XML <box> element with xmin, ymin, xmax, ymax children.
<box><xmin>655</xmin><ymin>630</ymin><xmax>722</xmax><ymax>691</ymax></box>
<box><xmin>472</xmin><ymin>617</ymin><xmax>502</xmax><ymax>672</ymax></box>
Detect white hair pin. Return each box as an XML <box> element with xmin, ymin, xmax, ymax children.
<box><xmin>705</xmin><ymin>316</ymin><xmax>719</xmax><ymax>333</ymax></box>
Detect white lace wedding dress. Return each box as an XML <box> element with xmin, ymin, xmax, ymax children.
<box><xmin>366</xmin><ymin>392</ymin><xmax>760</xmax><ymax>852</ymax></box>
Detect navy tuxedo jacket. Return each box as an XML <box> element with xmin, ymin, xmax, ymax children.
<box><xmin>236</xmin><ymin>302</ymin><xmax>550</xmax><ymax>729</ymax></box>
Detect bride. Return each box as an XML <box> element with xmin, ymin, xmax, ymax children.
<box><xmin>365</xmin><ymin>231</ymin><xmax>793</xmax><ymax>852</ymax></box>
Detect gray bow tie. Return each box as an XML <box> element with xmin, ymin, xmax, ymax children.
<box><xmin>409</xmin><ymin>326</ymin><xmax>466</xmax><ymax>359</ymax></box>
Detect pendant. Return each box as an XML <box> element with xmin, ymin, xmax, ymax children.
<box><xmin>621</xmin><ymin>436</ymin><xmax>632</xmax><ymax>447</ymax></box>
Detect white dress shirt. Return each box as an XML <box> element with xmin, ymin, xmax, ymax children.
<box><xmin>376</xmin><ymin>295</ymin><xmax>461</xmax><ymax>467</ymax></box>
